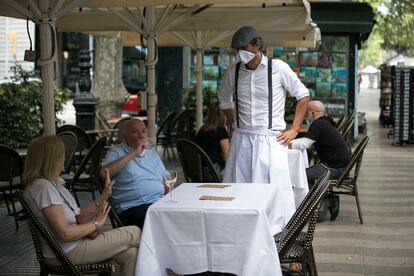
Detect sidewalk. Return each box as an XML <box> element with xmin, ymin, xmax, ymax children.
<box><xmin>313</xmin><ymin>87</ymin><xmax>414</xmax><ymax>275</ymax></box>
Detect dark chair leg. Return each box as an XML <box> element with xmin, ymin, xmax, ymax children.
<box><xmin>10</xmin><ymin>195</ymin><xmax>19</xmax><ymax>229</ymax></box>
<box><xmin>3</xmin><ymin>191</ymin><xmax>12</xmax><ymax>215</ymax></box>
<box><xmin>166</xmin><ymin>144</ymin><xmax>171</xmax><ymax>161</ymax></box>
<box><xmin>72</xmin><ymin>188</ymin><xmax>81</xmax><ymax>207</ymax></box>
<box><xmin>353</xmin><ymin>184</ymin><xmax>364</xmax><ymax>224</ymax></box>
<box><xmin>40</xmin><ymin>268</ymin><xmax>48</xmax><ymax>276</ymax></box>
<box><xmin>90</xmin><ymin>187</ymin><xmax>96</xmax><ymax>201</ymax></box>
<box><xmin>307</xmin><ymin>247</ymin><xmax>318</xmax><ymax>276</ymax></box>
<box><xmin>169</xmin><ymin>143</ymin><xmax>176</xmax><ymax>160</ymax></box>
<box><xmin>162</xmin><ymin>145</ymin><xmax>167</xmax><ymax>158</ymax></box>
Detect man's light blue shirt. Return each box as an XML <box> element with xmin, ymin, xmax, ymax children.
<box><xmin>102</xmin><ymin>142</ymin><xmax>168</xmax><ymax>214</ymax></box>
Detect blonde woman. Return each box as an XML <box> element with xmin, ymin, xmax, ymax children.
<box><xmin>195</xmin><ymin>103</ymin><xmax>230</xmax><ymax>178</ymax></box>
<box><xmin>23</xmin><ymin>135</ymin><xmax>140</xmax><ymax>276</ymax></box>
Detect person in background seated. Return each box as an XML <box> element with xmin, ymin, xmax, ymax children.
<box><xmin>195</xmin><ymin>103</ymin><xmax>230</xmax><ymax>178</ymax></box>
<box><xmin>289</xmin><ymin>100</ymin><xmax>351</xmax><ymax>220</ymax></box>
<box><xmin>101</xmin><ymin>118</ymin><xmax>169</xmax><ymax>230</ymax></box>
<box><xmin>289</xmin><ymin>100</ymin><xmax>350</xmax><ymax>184</ymax></box>
<box><xmin>23</xmin><ymin>135</ymin><xmax>140</xmax><ymax>276</ymax></box>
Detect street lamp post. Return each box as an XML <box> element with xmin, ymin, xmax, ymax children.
<box><xmin>73</xmin><ymin>50</ymin><xmax>97</xmax><ymax>131</ymax></box>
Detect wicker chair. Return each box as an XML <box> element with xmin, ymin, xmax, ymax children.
<box><xmin>176</xmin><ymin>138</ymin><xmax>221</xmax><ymax>183</ymax></box>
<box><xmin>171</xmin><ymin>110</ymin><xmax>196</xmax><ymax>144</ymax></box>
<box><xmin>61</xmin><ymin>137</ymin><xmax>107</xmax><ymax>206</ymax></box>
<box><xmin>156</xmin><ymin>111</ymin><xmax>178</xmax><ymax>161</ymax></box>
<box><xmin>57</xmin><ymin>131</ymin><xmax>78</xmax><ymax>174</ymax></box>
<box><xmin>95</xmin><ymin>111</ymin><xmax>119</xmax><ymax>145</ymax></box>
<box><xmin>96</xmin><ymin>111</ymin><xmax>113</xmax><ymax>131</ymax></box>
<box><xmin>16</xmin><ymin>190</ymin><xmax>115</xmax><ymax>276</ymax></box>
<box><xmin>276</xmin><ymin>171</ymin><xmax>331</xmax><ymax>276</ymax></box>
<box><xmin>328</xmin><ymin>136</ymin><xmax>369</xmax><ymax>224</ymax></box>
<box><xmin>338</xmin><ymin>109</ymin><xmax>356</xmax><ymax>135</ymax></box>
<box><xmin>57</xmin><ymin>125</ymin><xmax>92</xmax><ymax>168</ymax></box>
<box><xmin>335</xmin><ymin>115</ymin><xmax>346</xmax><ymax>130</ymax></box>
<box><xmin>0</xmin><ymin>144</ymin><xmax>23</xmax><ymax>229</ymax></box>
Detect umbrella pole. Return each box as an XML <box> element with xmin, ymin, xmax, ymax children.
<box><xmin>146</xmin><ymin>7</ymin><xmax>157</xmax><ymax>141</ymax></box>
<box><xmin>38</xmin><ymin>3</ymin><xmax>56</xmax><ymax>135</ymax></box>
<box><xmin>195</xmin><ymin>46</ymin><xmax>203</xmax><ymax>130</ymax></box>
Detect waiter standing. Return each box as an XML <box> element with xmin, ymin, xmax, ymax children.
<box><xmin>218</xmin><ymin>26</ymin><xmax>309</xmax><ymax>188</ymax></box>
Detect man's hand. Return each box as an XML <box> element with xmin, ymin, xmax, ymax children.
<box><xmin>132</xmin><ymin>141</ymin><xmax>146</xmax><ymax>156</ymax></box>
<box><xmin>277</xmin><ymin>128</ymin><xmax>298</xmax><ymax>145</ymax></box>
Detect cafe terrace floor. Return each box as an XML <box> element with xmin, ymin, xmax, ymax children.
<box><xmin>1</xmin><ymin>87</ymin><xmax>413</xmax><ymax>275</ymax></box>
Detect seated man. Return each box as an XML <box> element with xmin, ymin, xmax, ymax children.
<box><xmin>101</xmin><ymin>118</ymin><xmax>168</xmax><ymax>230</ymax></box>
<box><xmin>289</xmin><ymin>100</ymin><xmax>351</xmax><ymax>220</ymax></box>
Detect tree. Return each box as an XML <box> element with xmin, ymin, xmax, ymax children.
<box><xmin>93</xmin><ymin>36</ymin><xmax>128</xmax><ymax>119</ymax></box>
<box><xmin>0</xmin><ymin>65</ymin><xmax>69</xmax><ymax>148</ymax></box>
<box><xmin>359</xmin><ymin>0</ymin><xmax>414</xmax><ymax>56</ymax></box>
<box><xmin>359</xmin><ymin>26</ymin><xmax>388</xmax><ymax>67</ymax></box>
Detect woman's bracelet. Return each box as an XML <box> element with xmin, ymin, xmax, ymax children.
<box><xmin>91</xmin><ymin>219</ymin><xmax>99</xmax><ymax>231</ymax></box>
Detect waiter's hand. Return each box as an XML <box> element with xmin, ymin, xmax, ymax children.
<box><xmin>277</xmin><ymin>129</ymin><xmax>298</xmax><ymax>145</ymax></box>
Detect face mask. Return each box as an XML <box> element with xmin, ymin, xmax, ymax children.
<box><xmin>238</xmin><ymin>50</ymin><xmax>257</xmax><ymax>64</ymax></box>
<box><xmin>305</xmin><ymin>117</ymin><xmax>313</xmax><ymax>127</ymax></box>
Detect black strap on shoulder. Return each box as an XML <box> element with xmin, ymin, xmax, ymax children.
<box><xmin>267</xmin><ymin>57</ymin><xmax>273</xmax><ymax>129</ymax></box>
<box><xmin>234</xmin><ymin>61</ymin><xmax>241</xmax><ymax>128</ymax></box>
<box><xmin>234</xmin><ymin>58</ymin><xmax>272</xmax><ymax>129</ymax></box>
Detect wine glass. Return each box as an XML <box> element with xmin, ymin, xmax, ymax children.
<box><xmin>164</xmin><ymin>170</ymin><xmax>178</xmax><ymax>204</ymax></box>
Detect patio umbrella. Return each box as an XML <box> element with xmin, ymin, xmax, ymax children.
<box><xmin>56</xmin><ymin>1</ymin><xmax>319</xmax><ymax>134</ymax></box>
<box><xmin>0</xmin><ymin>0</ymin><xmax>319</xmax><ymax>139</ymax></box>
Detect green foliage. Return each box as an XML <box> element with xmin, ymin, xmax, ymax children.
<box><xmin>359</xmin><ymin>28</ymin><xmax>388</xmax><ymax>67</ymax></box>
<box><xmin>182</xmin><ymin>87</ymin><xmax>196</xmax><ymax>110</ymax></box>
<box><xmin>359</xmin><ymin>0</ymin><xmax>414</xmax><ymax>56</ymax></box>
<box><xmin>0</xmin><ymin>65</ymin><xmax>69</xmax><ymax>148</ymax></box>
<box><xmin>181</xmin><ymin>86</ymin><xmax>217</xmax><ymax>110</ymax></box>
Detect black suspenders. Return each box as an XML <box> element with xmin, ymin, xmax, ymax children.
<box><xmin>234</xmin><ymin>62</ymin><xmax>241</xmax><ymax>128</ymax></box>
<box><xmin>234</xmin><ymin>57</ymin><xmax>273</xmax><ymax>129</ymax></box>
<box><xmin>267</xmin><ymin>58</ymin><xmax>273</xmax><ymax>129</ymax></box>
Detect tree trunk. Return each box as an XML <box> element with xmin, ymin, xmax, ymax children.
<box><xmin>92</xmin><ymin>36</ymin><xmax>127</xmax><ymax>120</ymax></box>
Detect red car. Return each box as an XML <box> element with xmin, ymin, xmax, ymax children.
<box><xmin>121</xmin><ymin>94</ymin><xmax>148</xmax><ymax>117</ymax></box>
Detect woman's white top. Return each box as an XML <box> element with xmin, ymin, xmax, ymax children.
<box><xmin>24</xmin><ymin>178</ymin><xmax>81</xmax><ymax>258</ymax></box>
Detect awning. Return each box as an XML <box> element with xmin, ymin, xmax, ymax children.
<box><xmin>0</xmin><ymin>0</ymin><xmax>320</xmax><ymax>137</ymax></box>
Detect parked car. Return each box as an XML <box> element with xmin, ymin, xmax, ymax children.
<box><xmin>121</xmin><ymin>92</ymin><xmax>159</xmax><ymax>117</ymax></box>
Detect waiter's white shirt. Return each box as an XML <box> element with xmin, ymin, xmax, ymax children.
<box><xmin>218</xmin><ymin>55</ymin><xmax>309</xmax><ymax>130</ymax></box>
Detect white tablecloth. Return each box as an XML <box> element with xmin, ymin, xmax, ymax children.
<box><xmin>135</xmin><ymin>183</ymin><xmax>284</xmax><ymax>276</ymax></box>
<box><xmin>287</xmin><ymin>149</ymin><xmax>309</xmax><ymax>207</ymax></box>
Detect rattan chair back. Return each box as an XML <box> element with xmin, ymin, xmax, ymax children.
<box><xmin>57</xmin><ymin>125</ymin><xmax>92</xmax><ymax>155</ymax></box>
<box><xmin>156</xmin><ymin>111</ymin><xmax>178</xmax><ymax>161</ymax></box>
<box><xmin>277</xmin><ymin>170</ymin><xmax>331</xmax><ymax>258</ymax></box>
<box><xmin>69</xmin><ymin>137</ymin><xmax>107</xmax><ymax>206</ymax></box>
<box><xmin>57</xmin><ymin>131</ymin><xmax>78</xmax><ymax>173</ymax></box>
<box><xmin>329</xmin><ymin>136</ymin><xmax>369</xmax><ymax>224</ymax></box>
<box><xmin>176</xmin><ymin>138</ymin><xmax>221</xmax><ymax>183</ymax></box>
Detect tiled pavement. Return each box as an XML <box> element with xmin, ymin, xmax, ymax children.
<box><xmin>1</xmin><ymin>87</ymin><xmax>414</xmax><ymax>275</ymax></box>
<box><xmin>313</xmin><ymin>88</ymin><xmax>414</xmax><ymax>276</ymax></box>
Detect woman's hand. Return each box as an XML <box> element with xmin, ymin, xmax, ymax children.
<box><xmin>95</xmin><ymin>201</ymin><xmax>111</xmax><ymax>229</ymax></box>
<box><xmin>102</xmin><ymin>168</ymin><xmax>115</xmax><ymax>199</ymax></box>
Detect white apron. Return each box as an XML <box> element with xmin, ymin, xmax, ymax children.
<box><xmin>223</xmin><ymin>128</ymin><xmax>296</xmax><ymax>228</ymax></box>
